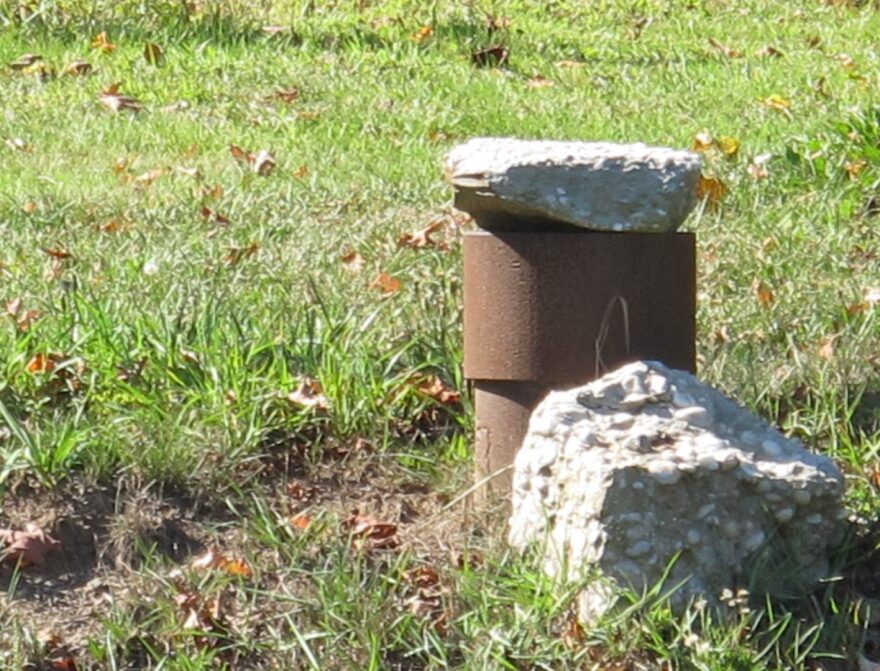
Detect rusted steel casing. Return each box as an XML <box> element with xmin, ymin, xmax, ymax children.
<box><xmin>464</xmin><ymin>230</ymin><xmax>696</xmax><ymax>494</ymax></box>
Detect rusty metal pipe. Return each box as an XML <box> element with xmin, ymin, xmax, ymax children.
<box><xmin>464</xmin><ymin>229</ymin><xmax>696</xmax><ymax>498</ymax></box>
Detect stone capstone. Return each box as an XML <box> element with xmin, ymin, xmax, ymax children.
<box><xmin>508</xmin><ymin>361</ymin><xmax>846</xmax><ymax>621</ymax></box>
<box><xmin>444</xmin><ymin>138</ymin><xmax>701</xmax><ymax>232</ymax></box>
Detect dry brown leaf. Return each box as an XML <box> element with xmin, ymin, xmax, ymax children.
<box><xmin>471</xmin><ymin>45</ymin><xmax>509</xmax><ymax>68</ymax></box>
<box><xmin>63</xmin><ymin>60</ymin><xmax>92</xmax><ymax>76</ymax></box>
<box><xmin>26</xmin><ymin>352</ymin><xmax>62</xmax><ymax>374</ymax></box>
<box><xmin>290</xmin><ymin>514</ymin><xmax>312</xmax><ymax>530</ymax></box>
<box><xmin>225</xmin><ymin>242</ymin><xmax>258</xmax><ymax>265</ymax></box>
<box><xmin>143</xmin><ymin>42</ymin><xmax>164</xmax><ymax>66</ymax></box>
<box><xmin>708</xmin><ymin>37</ymin><xmax>743</xmax><ymax>58</ymax></box>
<box><xmin>752</xmin><ymin>279</ymin><xmax>775</xmax><ymax>308</ymax></box>
<box><xmin>761</xmin><ymin>95</ymin><xmax>791</xmax><ymax>117</ymax></box>
<box><xmin>344</xmin><ymin>510</ymin><xmax>399</xmax><ymax>552</ymax></box>
<box><xmin>252</xmin><ymin>149</ymin><xmax>276</xmax><ymax>176</ymax></box>
<box><xmin>200</xmin><ymin>206</ymin><xmax>230</xmax><ymax>227</ymax></box>
<box><xmin>43</xmin><ymin>247</ymin><xmax>72</xmax><ymax>260</ymax></box>
<box><xmin>5</xmin><ymin>298</ymin><xmax>22</xmax><ymax>317</ymax></box>
<box><xmin>370</xmin><ymin>271</ymin><xmax>401</xmax><ymax>294</ymax></box>
<box><xmin>229</xmin><ymin>145</ymin><xmax>276</xmax><ymax>175</ymax></box>
<box><xmin>555</xmin><ymin>59</ymin><xmax>584</xmax><ymax>68</ymax></box>
<box><xmin>9</xmin><ymin>53</ymin><xmax>42</xmax><ymax>70</ymax></box>
<box><xmin>199</xmin><ymin>184</ymin><xmax>224</xmax><ymax>200</ymax></box>
<box><xmin>133</xmin><ymin>168</ymin><xmax>165</xmax><ymax>186</ymax></box>
<box><xmin>340</xmin><ymin>249</ymin><xmax>365</xmax><ymax>272</ymax></box>
<box><xmin>99</xmin><ymin>84</ymin><xmax>143</xmax><ymax>112</ymax></box>
<box><xmin>410</xmin><ymin>25</ymin><xmax>433</xmax><ymax>42</ymax></box>
<box><xmin>0</xmin><ymin>523</ymin><xmax>60</xmax><ymax>566</ymax></box>
<box><xmin>293</xmin><ymin>164</ymin><xmax>309</xmax><ymax>179</ymax></box>
<box><xmin>846</xmin><ymin>160</ymin><xmax>867</xmax><ymax>181</ymax></box>
<box><xmin>273</xmin><ymin>87</ymin><xmax>299</xmax><ymax>103</ymax></box>
<box><xmin>817</xmin><ymin>335</ymin><xmax>837</xmax><ymax>361</ymax></box>
<box><xmin>286</xmin><ymin>378</ymin><xmax>329</xmax><ymax>410</ymax></box>
<box><xmin>405</xmin><ymin>566</ymin><xmax>440</xmax><ymax>589</ymax></box>
<box><xmin>22</xmin><ymin>201</ymin><xmax>38</xmax><ymax>214</ymax></box>
<box><xmin>90</xmin><ymin>32</ymin><xmax>116</xmax><ymax>54</ymax></box>
<box><xmin>754</xmin><ymin>45</ymin><xmax>784</xmax><ymax>58</ymax></box>
<box><xmin>836</xmin><ymin>53</ymin><xmax>856</xmax><ymax>70</ymax></box>
<box><xmin>696</xmin><ymin>175</ymin><xmax>727</xmax><ymax>210</ymax></box>
<box><xmin>806</xmin><ymin>35</ymin><xmax>822</xmax><ymax>49</ymax></box>
<box><xmin>287</xmin><ymin>481</ymin><xmax>318</xmax><ymax>502</ymax></box>
<box><xmin>398</xmin><ymin>220</ymin><xmax>447</xmax><ymax>249</ymax></box>
<box><xmin>526</xmin><ymin>75</ymin><xmax>554</xmax><ymax>88</ymax></box>
<box><xmin>418</xmin><ymin>376</ymin><xmax>461</xmax><ymax>405</ymax></box>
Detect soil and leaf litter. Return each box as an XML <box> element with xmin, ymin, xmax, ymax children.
<box><xmin>2</xmin><ymin>0</ymin><xmax>880</xmax><ymax>668</ymax></box>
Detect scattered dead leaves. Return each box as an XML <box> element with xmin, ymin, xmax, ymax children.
<box><xmin>417</xmin><ymin>376</ymin><xmax>461</xmax><ymax>405</ymax></box>
<box><xmin>410</xmin><ymin>25</ymin><xmax>433</xmax><ymax>42</ymax></box>
<box><xmin>5</xmin><ymin>298</ymin><xmax>42</xmax><ymax>332</ymax></box>
<box><xmin>200</xmin><ymin>206</ymin><xmax>230</xmax><ymax>227</ymax></box>
<box><xmin>526</xmin><ymin>75</ymin><xmax>554</xmax><ymax>89</ymax></box>
<box><xmin>0</xmin><ymin>522</ymin><xmax>61</xmax><ymax>566</ymax></box>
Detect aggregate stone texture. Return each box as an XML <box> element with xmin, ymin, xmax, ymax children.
<box><xmin>508</xmin><ymin>361</ymin><xmax>846</xmax><ymax>621</ymax></box>
<box><xmin>444</xmin><ymin>138</ymin><xmax>701</xmax><ymax>232</ymax></box>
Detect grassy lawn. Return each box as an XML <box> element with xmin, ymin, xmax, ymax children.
<box><xmin>1</xmin><ymin>0</ymin><xmax>880</xmax><ymax>668</ymax></box>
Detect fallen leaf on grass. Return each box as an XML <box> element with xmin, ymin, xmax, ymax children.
<box><xmin>63</xmin><ymin>60</ymin><xmax>92</xmax><ymax>76</ymax></box>
<box><xmin>817</xmin><ymin>335</ymin><xmax>837</xmax><ymax>361</ymax></box>
<box><xmin>398</xmin><ymin>220</ymin><xmax>447</xmax><ymax>249</ymax></box>
<box><xmin>370</xmin><ymin>271</ymin><xmax>401</xmax><ymax>294</ymax></box>
<box><xmin>273</xmin><ymin>87</ymin><xmax>299</xmax><ymax>103</ymax></box>
<box><xmin>835</xmin><ymin>53</ymin><xmax>856</xmax><ymax>70</ymax></box>
<box><xmin>99</xmin><ymin>83</ymin><xmax>143</xmax><ymax>112</ymax></box>
<box><xmin>405</xmin><ymin>566</ymin><xmax>439</xmax><ymax>589</ymax></box>
<box><xmin>9</xmin><ymin>53</ymin><xmax>42</xmax><ymax>70</ymax></box>
<box><xmin>225</xmin><ymin>242</ymin><xmax>259</xmax><ymax>265</ymax></box>
<box><xmin>183</xmin><ymin>548</ymin><xmax>253</xmax><ymax>579</ymax></box>
<box><xmin>752</xmin><ymin>279</ymin><xmax>775</xmax><ymax>308</ymax></box>
<box><xmin>143</xmin><ymin>42</ymin><xmax>164</xmax><ymax>66</ymax></box>
<box><xmin>229</xmin><ymin>145</ymin><xmax>276</xmax><ymax>176</ymax></box>
<box><xmin>691</xmin><ymin>131</ymin><xmax>714</xmax><ymax>152</ymax></box>
<box><xmin>418</xmin><ymin>376</ymin><xmax>461</xmax><ymax>405</ymax></box>
<box><xmin>410</xmin><ymin>25</ymin><xmax>433</xmax><ymax>42</ymax></box>
<box><xmin>289</xmin><ymin>514</ymin><xmax>313</xmax><ymax>530</ymax></box>
<box><xmin>707</xmin><ymin>37</ymin><xmax>743</xmax><ymax>58</ymax></box>
<box><xmin>292</xmin><ymin>164</ymin><xmax>309</xmax><ymax>179</ymax></box>
<box><xmin>133</xmin><ymin>168</ymin><xmax>165</xmax><ymax>186</ymax></box>
<box><xmin>22</xmin><ymin>201</ymin><xmax>38</xmax><ymax>214</ymax></box>
<box><xmin>90</xmin><ymin>32</ymin><xmax>116</xmax><ymax>54</ymax></box>
<box><xmin>0</xmin><ymin>523</ymin><xmax>60</xmax><ymax>566</ymax></box>
<box><xmin>344</xmin><ymin>510</ymin><xmax>399</xmax><ymax>552</ymax></box>
<box><xmin>526</xmin><ymin>75</ymin><xmax>554</xmax><ymax>88</ymax></box>
<box><xmin>9</xmin><ymin>304</ymin><xmax>42</xmax><ymax>331</ymax></box>
<box><xmin>748</xmin><ymin>153</ymin><xmax>772</xmax><ymax>180</ymax></box>
<box><xmin>26</xmin><ymin>352</ymin><xmax>63</xmax><ymax>374</ymax></box>
<box><xmin>340</xmin><ymin>249</ymin><xmax>365</xmax><ymax>272</ymax></box>
<box><xmin>555</xmin><ymin>59</ymin><xmax>584</xmax><ymax>68</ymax></box>
<box><xmin>43</xmin><ymin>247</ymin><xmax>72</xmax><ymax>260</ymax></box>
<box><xmin>846</xmin><ymin>160</ymin><xmax>867</xmax><ymax>181</ymax></box>
<box><xmin>471</xmin><ymin>45</ymin><xmax>508</xmax><ymax>68</ymax></box>
<box><xmin>286</xmin><ymin>378</ymin><xmax>329</xmax><ymax>410</ymax></box>
<box><xmin>200</xmin><ymin>206</ymin><xmax>230</xmax><ymax>227</ymax></box>
<box><xmin>754</xmin><ymin>45</ymin><xmax>784</xmax><ymax>58</ymax></box>
<box><xmin>696</xmin><ymin>175</ymin><xmax>727</xmax><ymax>210</ymax></box>
<box><xmin>761</xmin><ymin>95</ymin><xmax>791</xmax><ymax>117</ymax></box>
